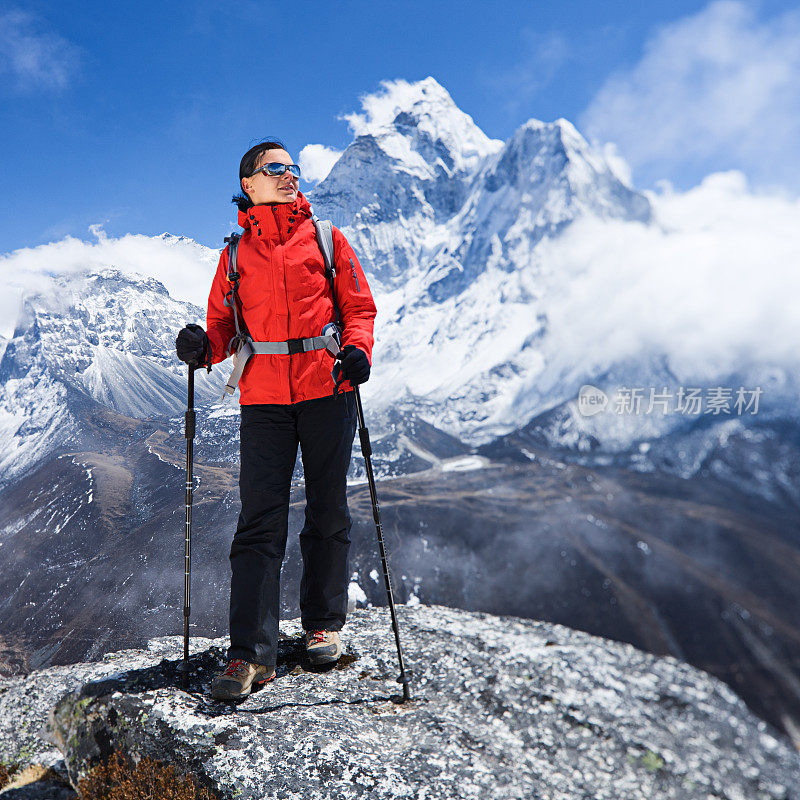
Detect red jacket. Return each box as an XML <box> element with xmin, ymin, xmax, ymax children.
<box><xmin>206</xmin><ymin>191</ymin><xmax>377</xmax><ymax>404</ymax></box>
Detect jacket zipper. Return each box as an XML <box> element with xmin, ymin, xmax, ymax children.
<box><xmin>350</xmin><ymin>258</ymin><xmax>360</xmax><ymax>292</ymax></box>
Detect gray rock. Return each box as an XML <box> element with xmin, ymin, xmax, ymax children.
<box><xmin>0</xmin><ymin>770</ymin><xmax>76</xmax><ymax>799</ymax></box>
<box><xmin>2</xmin><ymin>605</ymin><xmax>799</xmax><ymax>799</ymax></box>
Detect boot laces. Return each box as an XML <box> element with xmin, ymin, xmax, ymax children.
<box><xmin>309</xmin><ymin>630</ymin><xmax>328</xmax><ymax>644</ymax></box>
<box><xmin>223</xmin><ymin>658</ymin><xmax>250</xmax><ymax>677</ymax></box>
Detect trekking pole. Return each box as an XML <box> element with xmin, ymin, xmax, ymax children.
<box><xmin>177</xmin><ymin>364</ymin><xmax>196</xmax><ymax>685</ymax></box>
<box><xmin>352</xmin><ymin>384</ymin><xmax>413</xmax><ymax>703</ymax></box>
<box><xmin>323</xmin><ymin>327</ymin><xmax>412</xmax><ymax>702</ymax></box>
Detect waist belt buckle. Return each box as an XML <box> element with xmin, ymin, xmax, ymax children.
<box><xmin>287</xmin><ymin>338</ymin><xmax>305</xmax><ymax>355</ymax></box>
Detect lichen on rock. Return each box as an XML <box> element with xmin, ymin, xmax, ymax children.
<box><xmin>1</xmin><ymin>605</ymin><xmax>799</xmax><ymax>799</ymax></box>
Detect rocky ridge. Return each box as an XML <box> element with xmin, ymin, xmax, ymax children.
<box><xmin>0</xmin><ymin>605</ymin><xmax>797</xmax><ymax>799</ymax></box>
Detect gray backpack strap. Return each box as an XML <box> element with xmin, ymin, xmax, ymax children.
<box><xmin>312</xmin><ymin>215</ymin><xmax>334</xmax><ymax>274</ymax></box>
<box><xmin>223</xmin><ymin>338</ymin><xmax>253</xmax><ymax>398</ymax></box>
<box><xmin>226</xmin><ymin>233</ymin><xmax>240</xmax><ymax>276</ymax></box>
<box><xmin>222</xmin><ymin>233</ymin><xmax>246</xmax><ymax>346</ymax></box>
<box><xmin>312</xmin><ymin>215</ymin><xmax>342</xmax><ymax>327</ymax></box>
<box><xmin>220</xmin><ymin>232</ymin><xmax>250</xmax><ymax>399</ymax></box>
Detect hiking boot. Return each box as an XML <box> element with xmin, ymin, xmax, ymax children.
<box><xmin>211</xmin><ymin>658</ymin><xmax>275</xmax><ymax>700</ymax></box>
<box><xmin>305</xmin><ymin>629</ymin><xmax>342</xmax><ymax>665</ymax></box>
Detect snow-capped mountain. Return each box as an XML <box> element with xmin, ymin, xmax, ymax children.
<box><xmin>313</xmin><ymin>77</ymin><xmax>649</xmax><ymax>296</ymax></box>
<box><xmin>2</xmin><ymin>77</ymin><xmax>800</xmax><ymax>745</ymax></box>
<box><xmin>313</xmin><ymin>77</ymin><xmax>504</xmax><ymax>248</ymax></box>
<box><xmin>0</xmin><ymin>78</ymin><xmax>659</xmax><ymax>484</ymax></box>
<box><xmin>305</xmin><ymin>79</ymin><xmax>655</xmax><ymax>443</ymax></box>
<box><xmin>2</xmin><ymin>77</ymin><xmax>796</xmax><ymax>495</ymax></box>
<box><xmin>306</xmin><ymin>78</ymin><xmax>797</xmax><ymax>483</ymax></box>
<box><xmin>0</xmin><ymin>268</ymin><xmax>226</xmax><ymax>486</ymax></box>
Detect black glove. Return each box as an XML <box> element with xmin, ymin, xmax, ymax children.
<box><xmin>175</xmin><ymin>324</ymin><xmax>209</xmax><ymax>367</ymax></box>
<box><xmin>337</xmin><ymin>344</ymin><xmax>370</xmax><ymax>385</ymax></box>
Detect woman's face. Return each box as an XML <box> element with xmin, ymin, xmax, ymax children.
<box><xmin>241</xmin><ymin>148</ymin><xmax>299</xmax><ymax>205</ymax></box>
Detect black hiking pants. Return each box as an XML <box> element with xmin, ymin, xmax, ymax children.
<box><xmin>227</xmin><ymin>391</ymin><xmax>357</xmax><ymax>669</ymax></box>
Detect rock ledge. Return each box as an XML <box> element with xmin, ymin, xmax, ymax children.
<box><xmin>1</xmin><ymin>604</ymin><xmax>798</xmax><ymax>799</ymax></box>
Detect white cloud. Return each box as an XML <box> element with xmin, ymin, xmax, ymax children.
<box><xmin>0</xmin><ymin>9</ymin><xmax>81</xmax><ymax>91</ymax></box>
<box><xmin>600</xmin><ymin>141</ymin><xmax>633</xmax><ymax>188</ymax></box>
<box><xmin>342</xmin><ymin>78</ymin><xmax>423</xmax><ymax>136</ymax></box>
<box><xmin>534</xmin><ymin>171</ymin><xmax>800</xmax><ymax>397</ymax></box>
<box><xmin>0</xmin><ymin>229</ymin><xmax>220</xmax><ymax>338</ymax></box>
<box><xmin>298</xmin><ymin>143</ymin><xmax>342</xmax><ymax>183</ymax></box>
<box><xmin>580</xmin><ymin>1</ymin><xmax>800</xmax><ymax>192</ymax></box>
<box><xmin>342</xmin><ymin>76</ymin><xmax>459</xmax><ymax>137</ymax></box>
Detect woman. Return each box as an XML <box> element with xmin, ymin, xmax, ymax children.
<box><xmin>175</xmin><ymin>139</ymin><xmax>376</xmax><ymax>701</ymax></box>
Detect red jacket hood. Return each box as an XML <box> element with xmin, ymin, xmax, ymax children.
<box><xmin>237</xmin><ymin>190</ymin><xmax>313</xmax><ymax>242</ymax></box>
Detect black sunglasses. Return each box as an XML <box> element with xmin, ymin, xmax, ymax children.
<box><xmin>250</xmin><ymin>162</ymin><xmax>301</xmax><ymax>179</ymax></box>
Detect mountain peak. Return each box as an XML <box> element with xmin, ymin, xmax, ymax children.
<box><xmin>344</xmin><ymin>76</ymin><xmax>462</xmax><ymax>133</ymax></box>
<box><xmin>310</xmin><ymin>78</ymin><xmax>503</xmax><ymax>232</ymax></box>
<box><xmin>342</xmin><ymin>77</ymin><xmax>502</xmax><ymax>175</ymax></box>
<box><xmin>513</xmin><ymin>115</ymin><xmax>587</xmax><ymax>151</ymax></box>
<box><xmin>479</xmin><ymin>115</ymin><xmax>649</xmax><ymax>223</ymax></box>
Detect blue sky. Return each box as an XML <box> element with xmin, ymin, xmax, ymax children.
<box><xmin>1</xmin><ymin>0</ymin><xmax>799</xmax><ymax>253</ymax></box>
